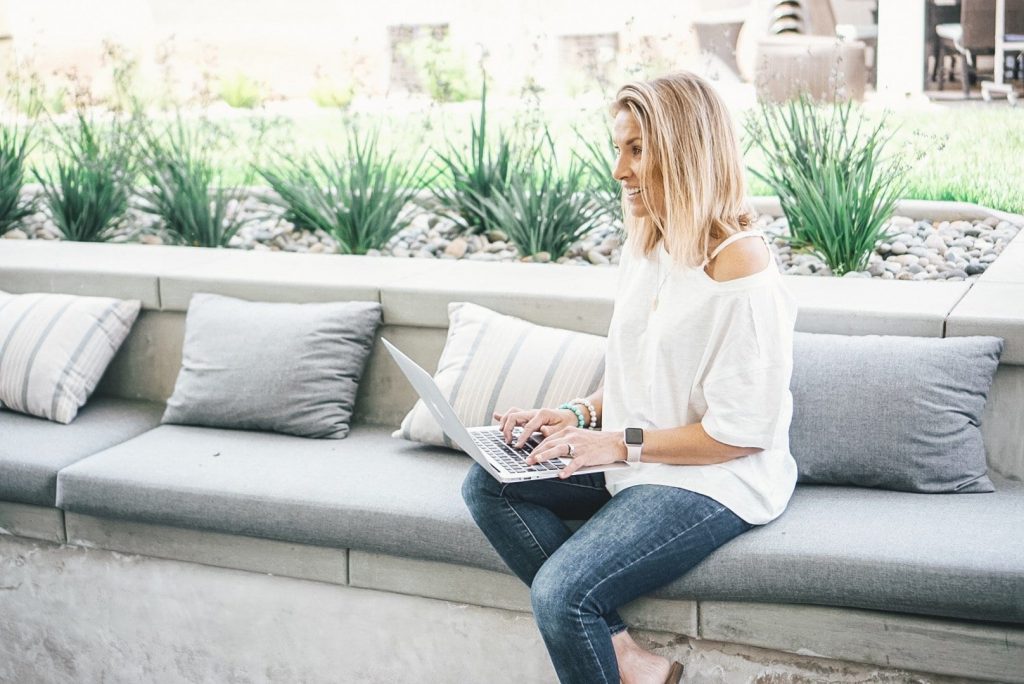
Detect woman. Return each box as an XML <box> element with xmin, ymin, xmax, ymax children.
<box><xmin>461</xmin><ymin>72</ymin><xmax>799</xmax><ymax>684</ymax></box>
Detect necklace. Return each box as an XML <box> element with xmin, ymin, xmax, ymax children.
<box><xmin>652</xmin><ymin>256</ymin><xmax>672</xmax><ymax>311</ymax></box>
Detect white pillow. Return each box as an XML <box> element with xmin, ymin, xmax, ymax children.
<box><xmin>0</xmin><ymin>290</ymin><xmax>140</xmax><ymax>423</ymax></box>
<box><xmin>394</xmin><ymin>301</ymin><xmax>606</xmax><ymax>449</ymax></box>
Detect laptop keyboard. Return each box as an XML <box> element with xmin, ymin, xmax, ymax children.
<box><xmin>475</xmin><ymin>428</ymin><xmax>567</xmax><ymax>474</ymax></box>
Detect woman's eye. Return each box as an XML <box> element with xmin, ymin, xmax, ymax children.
<box><xmin>632</xmin><ymin>147</ymin><xmax>642</xmax><ymax>156</ymax></box>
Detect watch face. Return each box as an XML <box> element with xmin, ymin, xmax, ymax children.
<box><xmin>625</xmin><ymin>427</ymin><xmax>643</xmax><ymax>445</ymax></box>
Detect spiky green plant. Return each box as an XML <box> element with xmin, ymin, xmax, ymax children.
<box><xmin>431</xmin><ymin>81</ymin><xmax>525</xmax><ymax>236</ymax></box>
<box><xmin>257</xmin><ymin>128</ymin><xmax>430</xmax><ymax>254</ymax></box>
<box><xmin>139</xmin><ymin>116</ymin><xmax>251</xmax><ymax>247</ymax></box>
<box><xmin>0</xmin><ymin>123</ymin><xmax>36</xmax><ymax>236</ymax></box>
<box><xmin>34</xmin><ymin>113</ymin><xmax>137</xmax><ymax>242</ymax></box>
<box><xmin>475</xmin><ymin>133</ymin><xmax>603</xmax><ymax>260</ymax></box>
<box><xmin>745</xmin><ymin>96</ymin><xmax>907</xmax><ymax>275</ymax></box>
<box><xmin>573</xmin><ymin>124</ymin><xmax>623</xmax><ymax>231</ymax></box>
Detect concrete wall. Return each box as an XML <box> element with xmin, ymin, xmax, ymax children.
<box><xmin>0</xmin><ymin>532</ymin><xmax>1007</xmax><ymax>683</ymax></box>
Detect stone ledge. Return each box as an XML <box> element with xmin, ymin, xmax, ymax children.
<box><xmin>976</xmin><ymin>236</ymin><xmax>1024</xmax><ymax>284</ymax></box>
<box><xmin>65</xmin><ymin>512</ymin><xmax>348</xmax><ymax>585</ymax></box>
<box><xmin>700</xmin><ymin>601</ymin><xmax>1024</xmax><ymax>683</ymax></box>
<box><xmin>749</xmin><ymin>196</ymin><xmax>1024</xmax><ymax>223</ymax></box>
<box><xmin>4</xmin><ymin>520</ymin><xmax>1011</xmax><ymax>679</ymax></box>
<box><xmin>0</xmin><ymin>240</ymin><xmax>991</xmax><ymax>333</ymax></box>
<box><xmin>348</xmin><ymin>550</ymin><xmax>700</xmax><ymax>637</ymax></box>
<box><xmin>946</xmin><ymin>282</ymin><xmax>1024</xmax><ymax>364</ymax></box>
<box><xmin>157</xmin><ymin>250</ymin><xmax>438</xmax><ymax>313</ymax></box>
<box><xmin>0</xmin><ymin>502</ymin><xmax>65</xmax><ymax>543</ymax></box>
<box><xmin>2</xmin><ymin>240</ymin><xmax>1022</xmax><ymax>356</ymax></box>
<box><xmin>380</xmin><ymin>258</ymin><xmax>617</xmax><ymax>334</ymax></box>
<box><xmin>42</xmin><ymin>513</ymin><xmax>1021</xmax><ymax>681</ymax></box>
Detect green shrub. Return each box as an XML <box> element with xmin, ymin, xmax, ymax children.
<box><xmin>219</xmin><ymin>73</ymin><xmax>264</xmax><ymax>109</ymax></box>
<box><xmin>744</xmin><ymin>97</ymin><xmax>907</xmax><ymax>275</ymax></box>
<box><xmin>573</xmin><ymin>124</ymin><xmax>623</xmax><ymax>233</ymax></box>
<box><xmin>311</xmin><ymin>76</ymin><xmax>356</xmax><ymax>109</ymax></box>
<box><xmin>139</xmin><ymin>117</ymin><xmax>251</xmax><ymax>247</ymax></box>
<box><xmin>432</xmin><ymin>81</ymin><xmax>526</xmax><ymax>236</ymax></box>
<box><xmin>476</xmin><ymin>133</ymin><xmax>603</xmax><ymax>260</ymax></box>
<box><xmin>401</xmin><ymin>34</ymin><xmax>478</xmax><ymax>103</ymax></box>
<box><xmin>257</xmin><ymin>127</ymin><xmax>430</xmax><ymax>255</ymax></box>
<box><xmin>0</xmin><ymin>123</ymin><xmax>37</xmax><ymax>236</ymax></box>
<box><xmin>34</xmin><ymin>113</ymin><xmax>137</xmax><ymax>242</ymax></box>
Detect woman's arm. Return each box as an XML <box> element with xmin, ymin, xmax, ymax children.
<box><xmin>582</xmin><ymin>382</ymin><xmax>757</xmax><ymax>464</ymax></box>
<box><xmin>626</xmin><ymin>423</ymin><xmax>761</xmax><ymax>465</ymax></box>
<box><xmin>526</xmin><ymin>417</ymin><xmax>760</xmax><ymax>474</ymax></box>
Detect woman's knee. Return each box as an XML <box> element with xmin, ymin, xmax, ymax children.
<box><xmin>530</xmin><ymin>558</ymin><xmax>583</xmax><ymax>627</ymax></box>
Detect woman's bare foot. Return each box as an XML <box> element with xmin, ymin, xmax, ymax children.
<box><xmin>612</xmin><ymin>629</ymin><xmax>674</xmax><ymax>684</ymax></box>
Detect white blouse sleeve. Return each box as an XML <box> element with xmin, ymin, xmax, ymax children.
<box><xmin>698</xmin><ymin>287</ymin><xmax>796</xmax><ymax>450</ymax></box>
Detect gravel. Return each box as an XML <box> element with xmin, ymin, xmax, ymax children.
<box><xmin>5</xmin><ymin>189</ymin><xmax>1021</xmax><ymax>282</ymax></box>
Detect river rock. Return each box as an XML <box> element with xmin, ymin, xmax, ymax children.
<box><xmin>445</xmin><ymin>238</ymin><xmax>468</xmax><ymax>258</ymax></box>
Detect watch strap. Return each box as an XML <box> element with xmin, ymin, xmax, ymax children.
<box><xmin>624</xmin><ymin>427</ymin><xmax>643</xmax><ymax>464</ymax></box>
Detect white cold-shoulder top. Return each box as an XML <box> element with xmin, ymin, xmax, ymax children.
<box><xmin>601</xmin><ymin>229</ymin><xmax>799</xmax><ymax>525</ymax></box>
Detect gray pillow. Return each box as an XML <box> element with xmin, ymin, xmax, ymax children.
<box><xmin>789</xmin><ymin>332</ymin><xmax>1003</xmax><ymax>493</ymax></box>
<box><xmin>162</xmin><ymin>293</ymin><xmax>381</xmax><ymax>439</ymax></box>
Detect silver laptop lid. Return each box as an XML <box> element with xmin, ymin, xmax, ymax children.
<box><xmin>381</xmin><ymin>337</ymin><xmax>492</xmax><ymax>464</ymax></box>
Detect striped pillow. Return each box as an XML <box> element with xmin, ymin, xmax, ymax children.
<box><xmin>393</xmin><ymin>301</ymin><xmax>606</xmax><ymax>450</ymax></box>
<box><xmin>0</xmin><ymin>290</ymin><xmax>141</xmax><ymax>424</ymax></box>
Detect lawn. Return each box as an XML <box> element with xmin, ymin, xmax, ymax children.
<box><xmin>22</xmin><ymin>98</ymin><xmax>1024</xmax><ymax>214</ymax></box>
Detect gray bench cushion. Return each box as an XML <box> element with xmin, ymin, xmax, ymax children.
<box><xmin>674</xmin><ymin>476</ymin><xmax>1024</xmax><ymax>624</ymax></box>
<box><xmin>0</xmin><ymin>397</ymin><xmax>165</xmax><ymax>506</ymax></box>
<box><xmin>55</xmin><ymin>424</ymin><xmax>1024</xmax><ymax>624</ymax></box>
<box><xmin>56</xmin><ymin>424</ymin><xmax>488</xmax><ymax>568</ymax></box>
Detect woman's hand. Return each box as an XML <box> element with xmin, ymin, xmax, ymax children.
<box><xmin>493</xmin><ymin>406</ymin><xmax>577</xmax><ymax>447</ymax></box>
<box><xmin>525</xmin><ymin>425</ymin><xmax>627</xmax><ymax>479</ymax></box>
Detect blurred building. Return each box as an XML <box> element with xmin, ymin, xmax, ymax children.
<box><xmin>0</xmin><ymin>1</ymin><xmax>911</xmax><ymax>104</ymax></box>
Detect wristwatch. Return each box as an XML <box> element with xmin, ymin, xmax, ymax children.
<box><xmin>624</xmin><ymin>427</ymin><xmax>643</xmax><ymax>464</ymax></box>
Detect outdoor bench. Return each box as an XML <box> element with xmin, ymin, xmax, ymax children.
<box><xmin>1</xmin><ymin>224</ymin><xmax>1023</xmax><ymax>682</ymax></box>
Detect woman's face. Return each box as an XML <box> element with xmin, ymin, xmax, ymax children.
<box><xmin>612</xmin><ymin>109</ymin><xmax>665</xmax><ymax>221</ymax></box>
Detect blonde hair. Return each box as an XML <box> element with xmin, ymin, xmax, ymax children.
<box><xmin>611</xmin><ymin>72</ymin><xmax>753</xmax><ymax>268</ymax></box>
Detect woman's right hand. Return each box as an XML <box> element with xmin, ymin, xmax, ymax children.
<box><xmin>493</xmin><ymin>406</ymin><xmax>578</xmax><ymax>449</ymax></box>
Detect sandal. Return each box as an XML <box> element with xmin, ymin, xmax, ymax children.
<box><xmin>664</xmin><ymin>660</ymin><xmax>684</xmax><ymax>684</ymax></box>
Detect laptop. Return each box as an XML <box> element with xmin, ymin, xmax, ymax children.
<box><xmin>381</xmin><ymin>337</ymin><xmax>631</xmax><ymax>483</ymax></box>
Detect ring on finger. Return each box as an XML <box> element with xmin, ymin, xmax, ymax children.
<box><xmin>566</xmin><ymin>443</ymin><xmax>575</xmax><ymax>458</ymax></box>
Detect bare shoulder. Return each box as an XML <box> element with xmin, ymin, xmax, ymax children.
<box><xmin>706</xmin><ymin>235</ymin><xmax>771</xmax><ymax>282</ymax></box>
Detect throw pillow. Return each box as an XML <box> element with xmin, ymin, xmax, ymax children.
<box><xmin>789</xmin><ymin>332</ymin><xmax>1003</xmax><ymax>493</ymax></box>
<box><xmin>0</xmin><ymin>290</ymin><xmax>141</xmax><ymax>424</ymax></box>
<box><xmin>393</xmin><ymin>301</ymin><xmax>606</xmax><ymax>450</ymax></box>
<box><xmin>161</xmin><ymin>292</ymin><xmax>381</xmax><ymax>439</ymax></box>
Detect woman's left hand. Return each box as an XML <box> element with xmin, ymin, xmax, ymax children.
<box><xmin>526</xmin><ymin>426</ymin><xmax>626</xmax><ymax>479</ymax></box>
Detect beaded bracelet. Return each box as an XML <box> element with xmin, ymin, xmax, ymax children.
<box><xmin>558</xmin><ymin>402</ymin><xmax>586</xmax><ymax>429</ymax></box>
<box><xmin>570</xmin><ymin>397</ymin><xmax>599</xmax><ymax>430</ymax></box>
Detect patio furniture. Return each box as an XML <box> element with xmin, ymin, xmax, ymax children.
<box><xmin>983</xmin><ymin>0</ymin><xmax>1024</xmax><ymax>101</ymax></box>
<box><xmin>836</xmin><ymin>22</ymin><xmax>878</xmax><ymax>86</ymax></box>
<box><xmin>1</xmin><ymin>237</ymin><xmax>1023</xmax><ymax>681</ymax></box>
<box><xmin>930</xmin><ymin>0</ymin><xmax>963</xmax><ymax>85</ymax></box>
<box><xmin>936</xmin><ymin>0</ymin><xmax>1024</xmax><ymax>97</ymax></box>
<box><xmin>754</xmin><ymin>34</ymin><xmax>868</xmax><ymax>102</ymax></box>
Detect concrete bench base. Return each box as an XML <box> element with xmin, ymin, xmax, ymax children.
<box><xmin>2</xmin><ymin>531</ymin><xmax>1020</xmax><ymax>683</ymax></box>
<box><xmin>0</xmin><ymin>501</ymin><xmax>65</xmax><ymax>543</ymax></box>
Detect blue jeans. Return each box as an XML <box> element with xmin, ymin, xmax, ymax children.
<box><xmin>461</xmin><ymin>464</ymin><xmax>754</xmax><ymax>684</ymax></box>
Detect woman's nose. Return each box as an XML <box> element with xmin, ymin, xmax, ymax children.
<box><xmin>612</xmin><ymin>154</ymin><xmax>630</xmax><ymax>182</ymax></box>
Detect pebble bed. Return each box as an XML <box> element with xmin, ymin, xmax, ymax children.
<box><xmin>4</xmin><ymin>189</ymin><xmax>1021</xmax><ymax>281</ymax></box>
